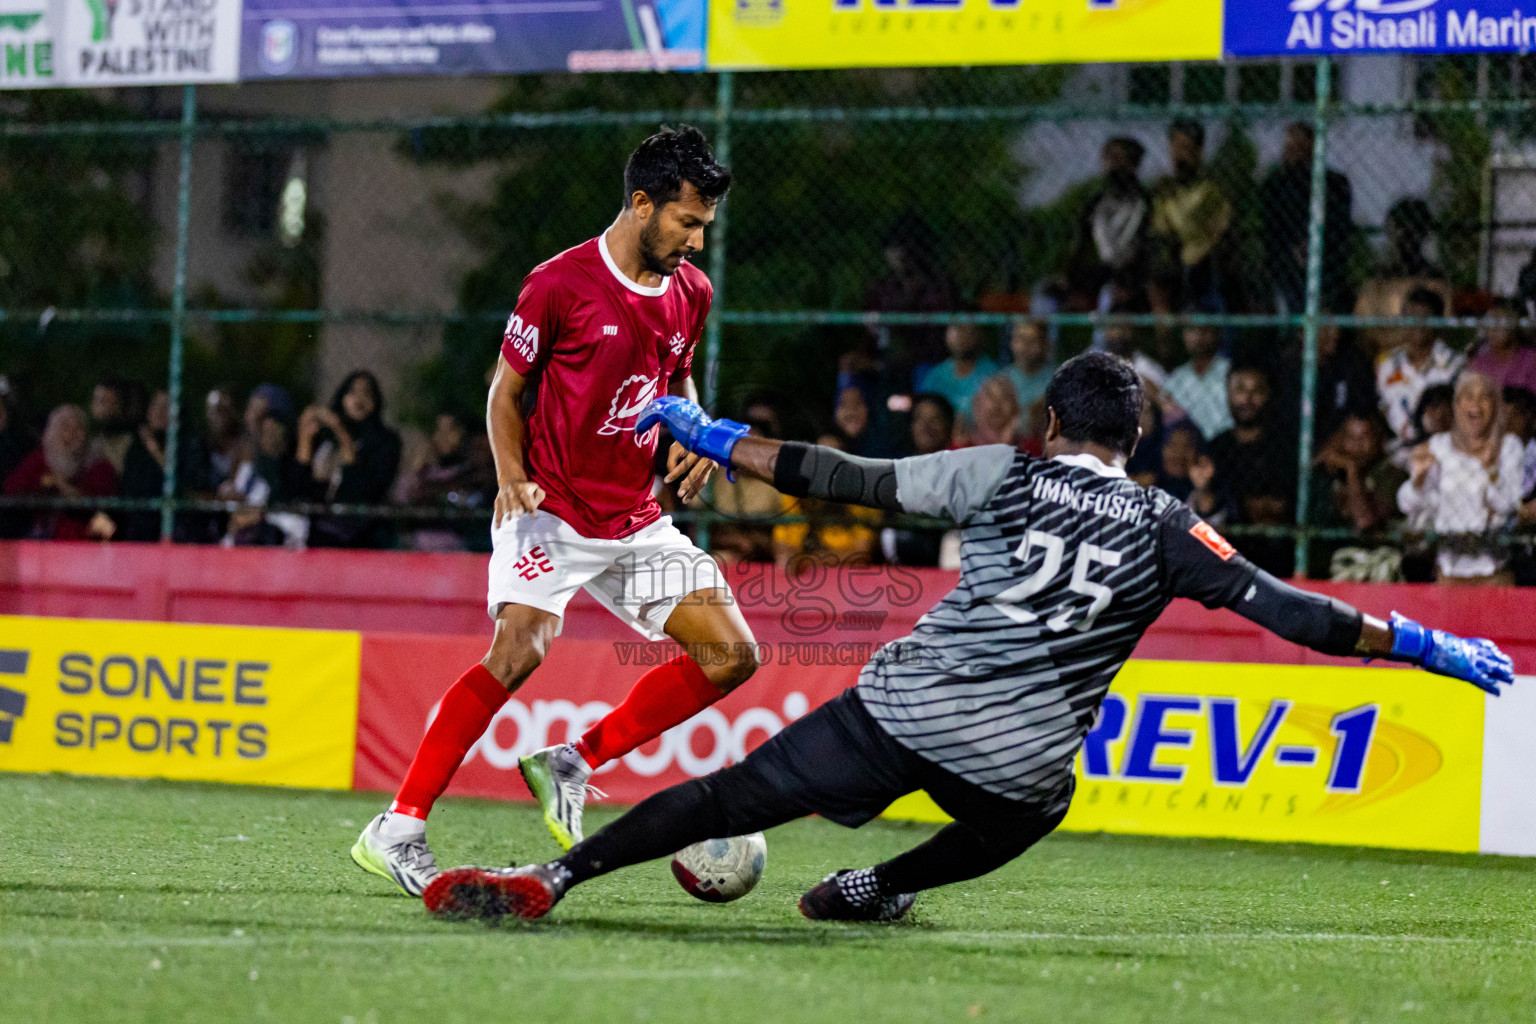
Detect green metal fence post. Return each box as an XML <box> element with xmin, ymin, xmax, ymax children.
<box><xmin>160</xmin><ymin>84</ymin><xmax>196</xmax><ymax>542</ymax></box>
<box><xmin>1293</xmin><ymin>57</ymin><xmax>1333</xmax><ymax>578</ymax></box>
<box><xmin>702</xmin><ymin>70</ymin><xmax>734</xmax><ymax>415</ymax></box>
<box><xmin>697</xmin><ymin>70</ymin><xmax>735</xmax><ymax>552</ymax></box>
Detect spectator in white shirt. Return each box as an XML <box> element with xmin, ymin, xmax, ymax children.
<box><xmin>1397</xmin><ymin>371</ymin><xmax>1523</xmax><ymax>584</ymax></box>
<box><xmin>1162</xmin><ymin>315</ymin><xmax>1232</xmax><ymax>440</ymax></box>
<box><xmin>1377</xmin><ymin>287</ymin><xmax>1467</xmax><ymax>446</ymax></box>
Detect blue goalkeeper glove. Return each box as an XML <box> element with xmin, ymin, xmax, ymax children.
<box><xmin>1389</xmin><ymin>612</ymin><xmax>1516</xmax><ymax>696</ymax></box>
<box><xmin>636</xmin><ymin>396</ymin><xmax>751</xmax><ymax>481</ymax></box>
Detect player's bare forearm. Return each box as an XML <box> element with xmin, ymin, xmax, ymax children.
<box><xmin>487</xmin><ymin>356</ymin><xmax>545</xmax><ymax>523</ymax></box>
<box><xmin>1355</xmin><ymin>614</ymin><xmax>1394</xmax><ymax>657</ymax></box>
<box><xmin>663</xmin><ymin>377</ymin><xmax>718</xmax><ymax>502</ymax></box>
<box><xmin>728</xmin><ymin>435</ymin><xmax>782</xmax><ymax>485</ymax></box>
<box><xmin>669</xmin><ymin>374</ymin><xmax>699</xmax><ymax>402</ymax></box>
<box><xmin>487</xmin><ymin>356</ymin><xmax>530</xmax><ymax>486</ymax></box>
<box><xmin>635</xmin><ymin>398</ymin><xmax>902</xmax><ymax>510</ymax></box>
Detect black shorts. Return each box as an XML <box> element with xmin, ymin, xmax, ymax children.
<box><xmin>709</xmin><ymin>688</ymin><xmax>1072</xmax><ymax>841</ymax></box>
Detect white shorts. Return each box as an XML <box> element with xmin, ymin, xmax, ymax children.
<box><xmin>487</xmin><ymin>510</ymin><xmax>729</xmax><ymax>641</ymax></box>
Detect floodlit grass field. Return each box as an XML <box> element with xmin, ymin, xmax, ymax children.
<box><xmin>2</xmin><ymin>775</ymin><xmax>1534</xmax><ymax>1024</ymax></box>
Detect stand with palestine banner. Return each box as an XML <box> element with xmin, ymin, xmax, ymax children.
<box><xmin>0</xmin><ymin>0</ymin><xmax>243</xmax><ymax>89</ymax></box>
<box><xmin>1</xmin><ymin>614</ymin><xmax>1533</xmax><ymax>858</ymax></box>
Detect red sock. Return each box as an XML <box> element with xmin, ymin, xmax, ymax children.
<box><xmin>390</xmin><ymin>664</ymin><xmax>509</xmax><ymax>820</ymax></box>
<box><xmin>576</xmin><ymin>655</ymin><xmax>721</xmax><ymax>768</ymax></box>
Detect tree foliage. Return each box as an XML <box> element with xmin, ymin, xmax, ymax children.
<box><xmin>0</xmin><ymin>91</ymin><xmax>164</xmax><ymax>421</ymax></box>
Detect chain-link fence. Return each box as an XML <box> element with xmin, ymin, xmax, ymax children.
<box><xmin>2</xmin><ymin>57</ymin><xmax>1535</xmax><ymax>582</ymax></box>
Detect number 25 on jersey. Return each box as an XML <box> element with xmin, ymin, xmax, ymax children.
<box><xmin>990</xmin><ymin>529</ymin><xmax>1123</xmax><ymax>633</ymax></box>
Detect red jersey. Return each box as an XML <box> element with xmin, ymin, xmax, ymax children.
<box><xmin>500</xmin><ymin>233</ymin><xmax>712</xmax><ymax>539</ymax></box>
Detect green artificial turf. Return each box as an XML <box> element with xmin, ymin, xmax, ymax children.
<box><xmin>1</xmin><ymin>773</ymin><xmax>1533</xmax><ymax>1023</ymax></box>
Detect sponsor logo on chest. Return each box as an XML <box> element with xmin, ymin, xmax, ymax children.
<box><xmin>601</xmin><ymin>374</ymin><xmax>663</xmax><ymax>447</ymax></box>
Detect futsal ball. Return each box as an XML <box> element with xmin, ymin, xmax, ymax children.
<box><xmin>670</xmin><ymin>833</ymin><xmax>767</xmax><ymax>903</ymax></box>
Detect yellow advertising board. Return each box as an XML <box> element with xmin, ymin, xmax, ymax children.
<box><xmin>0</xmin><ymin>616</ymin><xmax>361</xmax><ymax>790</ymax></box>
<box><xmin>887</xmin><ymin>660</ymin><xmax>1485</xmax><ymax>853</ymax></box>
<box><xmin>708</xmin><ymin>0</ymin><xmax>1223</xmax><ymax>71</ymax></box>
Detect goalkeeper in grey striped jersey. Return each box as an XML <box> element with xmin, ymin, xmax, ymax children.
<box><xmin>426</xmin><ymin>352</ymin><xmax>1514</xmax><ymax>924</ymax></box>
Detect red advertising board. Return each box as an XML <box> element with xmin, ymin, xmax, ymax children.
<box><xmin>355</xmin><ymin>631</ymin><xmax>856</xmax><ymax>804</ymax></box>
<box><xmin>7</xmin><ymin>539</ymin><xmax>1536</xmax><ymax>822</ymax></box>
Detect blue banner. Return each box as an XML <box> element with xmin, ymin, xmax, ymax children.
<box><xmin>240</xmin><ymin>0</ymin><xmax>705</xmax><ymax>79</ymax></box>
<box><xmin>1226</xmin><ymin>0</ymin><xmax>1536</xmax><ymax>56</ymax></box>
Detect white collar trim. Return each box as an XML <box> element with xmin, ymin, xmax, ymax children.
<box><xmin>598</xmin><ymin>230</ymin><xmax>670</xmax><ymax>297</ymax></box>
<box><xmin>1051</xmin><ymin>452</ymin><xmax>1127</xmax><ymax>478</ymax></box>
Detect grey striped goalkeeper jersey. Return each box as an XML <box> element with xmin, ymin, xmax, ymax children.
<box><xmin>856</xmin><ymin>445</ymin><xmax>1257</xmax><ymax>805</ymax></box>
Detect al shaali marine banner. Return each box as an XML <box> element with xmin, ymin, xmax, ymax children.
<box><xmin>707</xmin><ymin>0</ymin><xmax>1222</xmax><ymax>70</ymax></box>
<box><xmin>1226</xmin><ymin>0</ymin><xmax>1536</xmax><ymax>56</ymax></box>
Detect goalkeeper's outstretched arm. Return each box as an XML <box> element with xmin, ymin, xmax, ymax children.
<box><xmin>737</xmin><ymin>436</ymin><xmax>904</xmax><ymax>511</ymax></box>
<box><xmin>1229</xmin><ymin>571</ymin><xmax>1514</xmax><ymax>696</ymax></box>
<box><xmin>640</xmin><ymin>395</ymin><xmax>1516</xmax><ymax>697</ymax></box>
<box><xmin>639</xmin><ymin>394</ymin><xmax>909</xmax><ymax>511</ymax></box>
<box><xmin>1163</xmin><ymin>510</ymin><xmax>1517</xmax><ymax>696</ymax></box>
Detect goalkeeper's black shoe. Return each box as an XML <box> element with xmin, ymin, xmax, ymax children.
<box><xmin>798</xmin><ymin>870</ymin><xmax>915</xmax><ymax>923</ymax></box>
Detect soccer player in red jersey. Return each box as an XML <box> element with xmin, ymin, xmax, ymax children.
<box><xmin>351</xmin><ymin>127</ymin><xmax>759</xmax><ymax>897</ymax></box>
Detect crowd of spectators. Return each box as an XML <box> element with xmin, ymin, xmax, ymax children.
<box><xmin>720</xmin><ymin>116</ymin><xmax>1536</xmax><ymax>584</ymax></box>
<box><xmin>0</xmin><ymin>370</ymin><xmax>497</xmax><ymax>553</ymax></box>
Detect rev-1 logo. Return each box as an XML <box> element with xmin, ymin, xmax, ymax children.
<box><xmin>0</xmin><ymin>648</ymin><xmax>30</xmax><ymax>743</ymax></box>
<box><xmin>1289</xmin><ymin>0</ymin><xmax>1438</xmax><ymax>12</ymax></box>
<box><xmin>1081</xmin><ymin>693</ymin><xmax>1380</xmax><ymax>794</ymax></box>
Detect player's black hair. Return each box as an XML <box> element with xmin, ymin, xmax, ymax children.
<box><xmin>1044</xmin><ymin>352</ymin><xmax>1144</xmax><ymax>458</ymax></box>
<box><xmin>623</xmin><ymin>125</ymin><xmax>732</xmax><ymax>210</ymax></box>
<box><xmin>1168</xmin><ymin>118</ymin><xmax>1205</xmax><ymax>148</ymax></box>
<box><xmin>1403</xmin><ymin>286</ymin><xmax>1445</xmax><ymax>317</ymax></box>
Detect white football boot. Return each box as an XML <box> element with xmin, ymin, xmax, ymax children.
<box><xmin>350</xmin><ymin>812</ymin><xmax>441</xmax><ymax>897</ymax></box>
<box><xmin>518</xmin><ymin>743</ymin><xmax>604</xmax><ymax>850</ymax></box>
